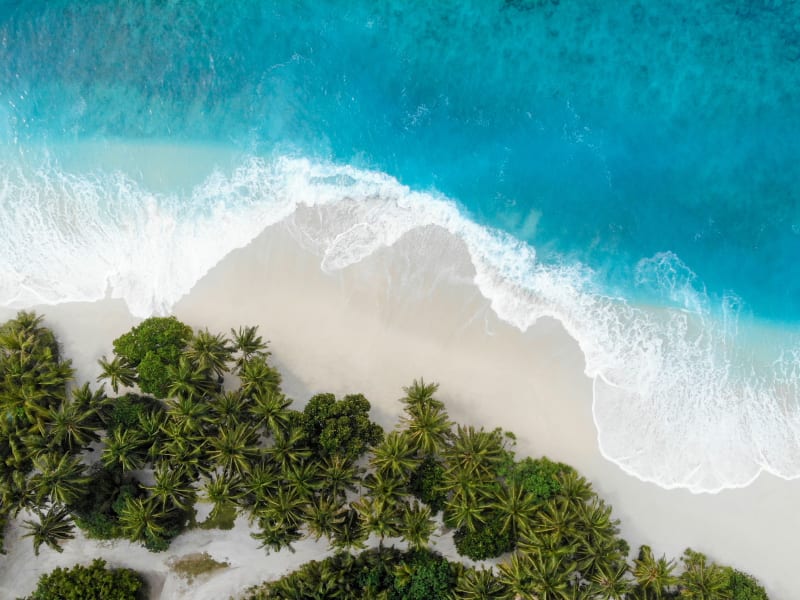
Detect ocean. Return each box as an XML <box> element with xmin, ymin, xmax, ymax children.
<box><xmin>0</xmin><ymin>0</ymin><xmax>798</xmax><ymax>493</ymax></box>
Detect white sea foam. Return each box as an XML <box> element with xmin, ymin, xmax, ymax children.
<box><xmin>1</xmin><ymin>151</ymin><xmax>799</xmax><ymax>493</ymax></box>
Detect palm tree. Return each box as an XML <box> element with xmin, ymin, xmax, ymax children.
<box><xmin>443</xmin><ymin>495</ymin><xmax>486</xmax><ymax>532</ymax></box>
<box><xmin>491</xmin><ymin>481</ymin><xmax>538</xmax><ymax>539</ymax></box>
<box><xmin>402</xmin><ymin>402</ymin><xmax>453</xmax><ymax>456</ymax></box>
<box><xmin>284</xmin><ymin>461</ymin><xmax>322</xmax><ymax>499</ymax></box>
<box><xmin>401</xmin><ymin>378</ymin><xmax>443</xmax><ymax>411</ymax></box>
<box><xmin>319</xmin><ymin>454</ymin><xmax>362</xmax><ymax>501</ymax></box>
<box><xmin>117</xmin><ymin>496</ymin><xmax>168</xmax><ymax>544</ymax></box>
<box><xmin>137</xmin><ymin>408</ymin><xmax>168</xmax><ymax>463</ymax></box>
<box><xmin>351</xmin><ymin>495</ymin><xmax>401</xmax><ymax>546</ymax></box>
<box><xmin>264</xmin><ymin>485</ymin><xmax>308</xmax><ymax>530</ymax></box>
<box><xmin>30</xmin><ymin>453</ymin><xmax>89</xmax><ymax>506</ymax></box>
<box><xmin>456</xmin><ymin>567</ymin><xmax>509</xmax><ymax>600</ymax></box>
<box><xmin>330</xmin><ymin>507</ymin><xmax>368</xmax><ymax>551</ymax></box>
<box><xmin>400</xmin><ymin>500</ymin><xmax>435</xmax><ymax>549</ymax></box>
<box><xmin>210</xmin><ymin>390</ymin><xmax>247</xmax><ymax>428</ymax></box>
<box><xmin>249</xmin><ymin>389</ymin><xmax>293</xmax><ymax>436</ymax></box>
<box><xmin>526</xmin><ymin>551</ymin><xmax>576</xmax><ymax>600</ymax></box>
<box><xmin>146</xmin><ymin>463</ymin><xmax>196</xmax><ymax>510</ymax></box>
<box><xmin>362</xmin><ymin>470</ymin><xmax>405</xmax><ymax>508</ymax></box>
<box><xmin>22</xmin><ymin>505</ymin><xmax>75</xmax><ymax>555</ymax></box>
<box><xmin>530</xmin><ymin>497</ymin><xmax>578</xmax><ymax>548</ymax></box>
<box><xmin>251</xmin><ymin>515</ymin><xmax>302</xmax><ymax>554</ymax></box>
<box><xmin>166</xmin><ymin>395</ymin><xmax>211</xmax><ymax>435</ymax></box>
<box><xmin>632</xmin><ymin>545</ymin><xmax>678</xmax><ymax>599</ymax></box>
<box><xmin>305</xmin><ymin>495</ymin><xmax>346</xmax><ymax>541</ymax></box>
<box><xmin>266</xmin><ymin>427</ymin><xmax>311</xmax><ymax>472</ymax></box>
<box><xmin>96</xmin><ymin>355</ymin><xmax>136</xmax><ymax>394</ymax></box>
<box><xmin>166</xmin><ymin>356</ymin><xmax>215</xmax><ymax>400</ymax></box>
<box><xmin>203</xmin><ymin>471</ymin><xmax>240</xmax><ymax>520</ymax></box>
<box><xmin>101</xmin><ymin>428</ymin><xmax>147</xmax><ymax>472</ymax></box>
<box><xmin>239</xmin><ymin>461</ymin><xmax>280</xmax><ymax>507</ymax></box>
<box><xmin>239</xmin><ymin>356</ymin><xmax>282</xmax><ymax>396</ymax></box>
<box><xmin>591</xmin><ymin>561</ymin><xmax>633</xmax><ymax>600</ymax></box>
<box><xmin>370</xmin><ymin>431</ymin><xmax>419</xmax><ymax>480</ymax></box>
<box><xmin>185</xmin><ymin>329</ymin><xmax>232</xmax><ymax>379</ymax></box>
<box><xmin>678</xmin><ymin>549</ymin><xmax>729</xmax><ymax>600</ymax></box>
<box><xmin>44</xmin><ymin>397</ymin><xmax>100</xmax><ymax>453</ymax></box>
<box><xmin>498</xmin><ymin>552</ymin><xmax>535</xmax><ymax>600</ymax></box>
<box><xmin>231</xmin><ymin>325</ymin><xmax>270</xmax><ymax>370</ymax></box>
<box><xmin>445</xmin><ymin>425</ymin><xmax>504</xmax><ymax>478</ymax></box>
<box><xmin>207</xmin><ymin>423</ymin><xmax>260</xmax><ymax>477</ymax></box>
<box><xmin>160</xmin><ymin>426</ymin><xmax>206</xmax><ymax>476</ymax></box>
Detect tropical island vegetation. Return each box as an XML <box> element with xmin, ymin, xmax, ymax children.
<box><xmin>0</xmin><ymin>311</ymin><xmax>769</xmax><ymax>599</ymax></box>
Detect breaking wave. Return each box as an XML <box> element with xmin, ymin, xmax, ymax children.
<box><xmin>1</xmin><ymin>150</ymin><xmax>799</xmax><ymax>493</ymax></box>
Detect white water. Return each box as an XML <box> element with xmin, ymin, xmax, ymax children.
<box><xmin>2</xmin><ymin>148</ymin><xmax>799</xmax><ymax>493</ymax></box>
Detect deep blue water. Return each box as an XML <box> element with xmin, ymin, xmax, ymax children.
<box><xmin>1</xmin><ymin>0</ymin><xmax>799</xmax><ymax>321</ymax></box>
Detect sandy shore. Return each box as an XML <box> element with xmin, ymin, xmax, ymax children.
<box><xmin>1</xmin><ymin>215</ymin><xmax>796</xmax><ymax>598</ymax></box>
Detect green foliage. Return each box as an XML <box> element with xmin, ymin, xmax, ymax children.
<box><xmin>498</xmin><ymin>454</ymin><xmax>574</xmax><ymax>503</ymax></box>
<box><xmin>24</xmin><ymin>558</ymin><xmax>145</xmax><ymax>600</ymax></box>
<box><xmin>244</xmin><ymin>548</ymin><xmax>456</xmax><ymax>600</ymax></box>
<box><xmin>301</xmin><ymin>392</ymin><xmax>384</xmax><ymax>462</ymax></box>
<box><xmin>105</xmin><ymin>393</ymin><xmax>161</xmax><ymax>432</ymax></box>
<box><xmin>71</xmin><ymin>466</ymin><xmax>142</xmax><ymax>541</ymax></box>
<box><xmin>725</xmin><ymin>568</ymin><xmax>769</xmax><ymax>600</ymax></box>
<box><xmin>393</xmin><ymin>550</ymin><xmax>456</xmax><ymax>600</ymax></box>
<box><xmin>112</xmin><ymin>316</ymin><xmax>193</xmax><ymax>398</ymax></box>
<box><xmin>453</xmin><ymin>511</ymin><xmax>516</xmax><ymax>560</ymax></box>
<box><xmin>408</xmin><ymin>456</ymin><xmax>447</xmax><ymax>513</ymax></box>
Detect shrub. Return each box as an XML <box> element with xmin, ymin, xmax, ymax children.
<box><xmin>453</xmin><ymin>512</ymin><xmax>515</xmax><ymax>560</ymax></box>
<box><xmin>725</xmin><ymin>568</ymin><xmax>769</xmax><ymax>600</ymax></box>
<box><xmin>499</xmin><ymin>455</ymin><xmax>574</xmax><ymax>503</ymax></box>
<box><xmin>409</xmin><ymin>456</ymin><xmax>447</xmax><ymax>513</ymax></box>
<box><xmin>24</xmin><ymin>558</ymin><xmax>145</xmax><ymax>600</ymax></box>
<box><xmin>301</xmin><ymin>393</ymin><xmax>384</xmax><ymax>462</ymax></box>
<box><xmin>112</xmin><ymin>316</ymin><xmax>192</xmax><ymax>398</ymax></box>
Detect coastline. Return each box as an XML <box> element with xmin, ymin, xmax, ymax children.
<box><xmin>0</xmin><ymin>219</ymin><xmax>796</xmax><ymax>598</ymax></box>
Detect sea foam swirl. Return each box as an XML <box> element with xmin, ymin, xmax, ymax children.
<box><xmin>1</xmin><ymin>151</ymin><xmax>798</xmax><ymax>493</ymax></box>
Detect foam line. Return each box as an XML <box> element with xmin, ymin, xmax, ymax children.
<box><xmin>1</xmin><ymin>153</ymin><xmax>799</xmax><ymax>493</ymax></box>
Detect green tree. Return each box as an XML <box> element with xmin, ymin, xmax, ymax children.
<box><xmin>207</xmin><ymin>423</ymin><xmax>260</xmax><ymax>476</ymax></box>
<box><xmin>23</xmin><ymin>558</ymin><xmax>144</xmax><ymax>600</ymax></box>
<box><xmin>96</xmin><ymin>355</ymin><xmax>136</xmax><ymax>394</ymax></box>
<box><xmin>185</xmin><ymin>328</ymin><xmax>232</xmax><ymax>378</ymax></box>
<box><xmin>231</xmin><ymin>325</ymin><xmax>270</xmax><ymax>370</ymax></box>
<box><xmin>117</xmin><ymin>496</ymin><xmax>169</xmax><ymax>547</ymax></box>
<box><xmin>112</xmin><ymin>316</ymin><xmax>193</xmax><ymax>398</ymax></box>
<box><xmin>632</xmin><ymin>545</ymin><xmax>678</xmax><ymax>599</ymax></box>
<box><xmin>249</xmin><ymin>389</ymin><xmax>293</xmax><ymax>436</ymax></box>
<box><xmin>30</xmin><ymin>453</ymin><xmax>89</xmax><ymax>506</ymax></box>
<box><xmin>723</xmin><ymin>568</ymin><xmax>768</xmax><ymax>600</ymax></box>
<box><xmin>370</xmin><ymin>431</ymin><xmax>419</xmax><ymax>480</ymax></box>
<box><xmin>22</xmin><ymin>505</ymin><xmax>75</xmax><ymax>555</ymax></box>
<box><xmin>455</xmin><ymin>567</ymin><xmax>509</xmax><ymax>600</ymax></box>
<box><xmin>679</xmin><ymin>549</ymin><xmax>731</xmax><ymax>600</ymax></box>
<box><xmin>146</xmin><ymin>463</ymin><xmax>196</xmax><ymax>511</ymax></box>
<box><xmin>101</xmin><ymin>428</ymin><xmax>148</xmax><ymax>472</ymax></box>
<box><xmin>239</xmin><ymin>355</ymin><xmax>282</xmax><ymax>396</ymax></box>
<box><xmin>301</xmin><ymin>392</ymin><xmax>384</xmax><ymax>462</ymax></box>
<box><xmin>491</xmin><ymin>481</ymin><xmax>538</xmax><ymax>539</ymax></box>
<box><xmin>400</xmin><ymin>501</ymin><xmax>436</xmax><ymax>550</ymax></box>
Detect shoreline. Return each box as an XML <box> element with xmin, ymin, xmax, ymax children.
<box><xmin>0</xmin><ymin>220</ymin><xmax>796</xmax><ymax>598</ymax></box>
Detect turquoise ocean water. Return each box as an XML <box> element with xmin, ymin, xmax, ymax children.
<box><xmin>1</xmin><ymin>0</ymin><xmax>799</xmax><ymax>492</ymax></box>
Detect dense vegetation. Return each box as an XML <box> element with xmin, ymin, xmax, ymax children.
<box><xmin>22</xmin><ymin>558</ymin><xmax>144</xmax><ymax>600</ymax></box>
<box><xmin>0</xmin><ymin>312</ymin><xmax>770</xmax><ymax>600</ymax></box>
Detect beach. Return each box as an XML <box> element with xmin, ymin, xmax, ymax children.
<box><xmin>0</xmin><ymin>216</ymin><xmax>795</xmax><ymax>598</ymax></box>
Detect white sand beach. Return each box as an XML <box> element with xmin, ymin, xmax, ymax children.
<box><xmin>0</xmin><ymin>216</ymin><xmax>796</xmax><ymax>598</ymax></box>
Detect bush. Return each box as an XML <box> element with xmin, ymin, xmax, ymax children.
<box><xmin>499</xmin><ymin>455</ymin><xmax>574</xmax><ymax>504</ymax></box>
<box><xmin>409</xmin><ymin>456</ymin><xmax>447</xmax><ymax>513</ymax></box>
<box><xmin>726</xmin><ymin>568</ymin><xmax>769</xmax><ymax>600</ymax></box>
<box><xmin>112</xmin><ymin>316</ymin><xmax>192</xmax><ymax>398</ymax></box>
<box><xmin>453</xmin><ymin>512</ymin><xmax>515</xmax><ymax>560</ymax></box>
<box><xmin>71</xmin><ymin>466</ymin><xmax>142</xmax><ymax>541</ymax></box>
<box><xmin>301</xmin><ymin>393</ymin><xmax>384</xmax><ymax>462</ymax></box>
<box><xmin>24</xmin><ymin>558</ymin><xmax>145</xmax><ymax>600</ymax></box>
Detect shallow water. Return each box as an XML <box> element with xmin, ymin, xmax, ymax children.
<box><xmin>1</xmin><ymin>0</ymin><xmax>798</xmax><ymax>492</ymax></box>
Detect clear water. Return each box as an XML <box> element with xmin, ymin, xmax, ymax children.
<box><xmin>1</xmin><ymin>0</ymin><xmax>799</xmax><ymax>492</ymax></box>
